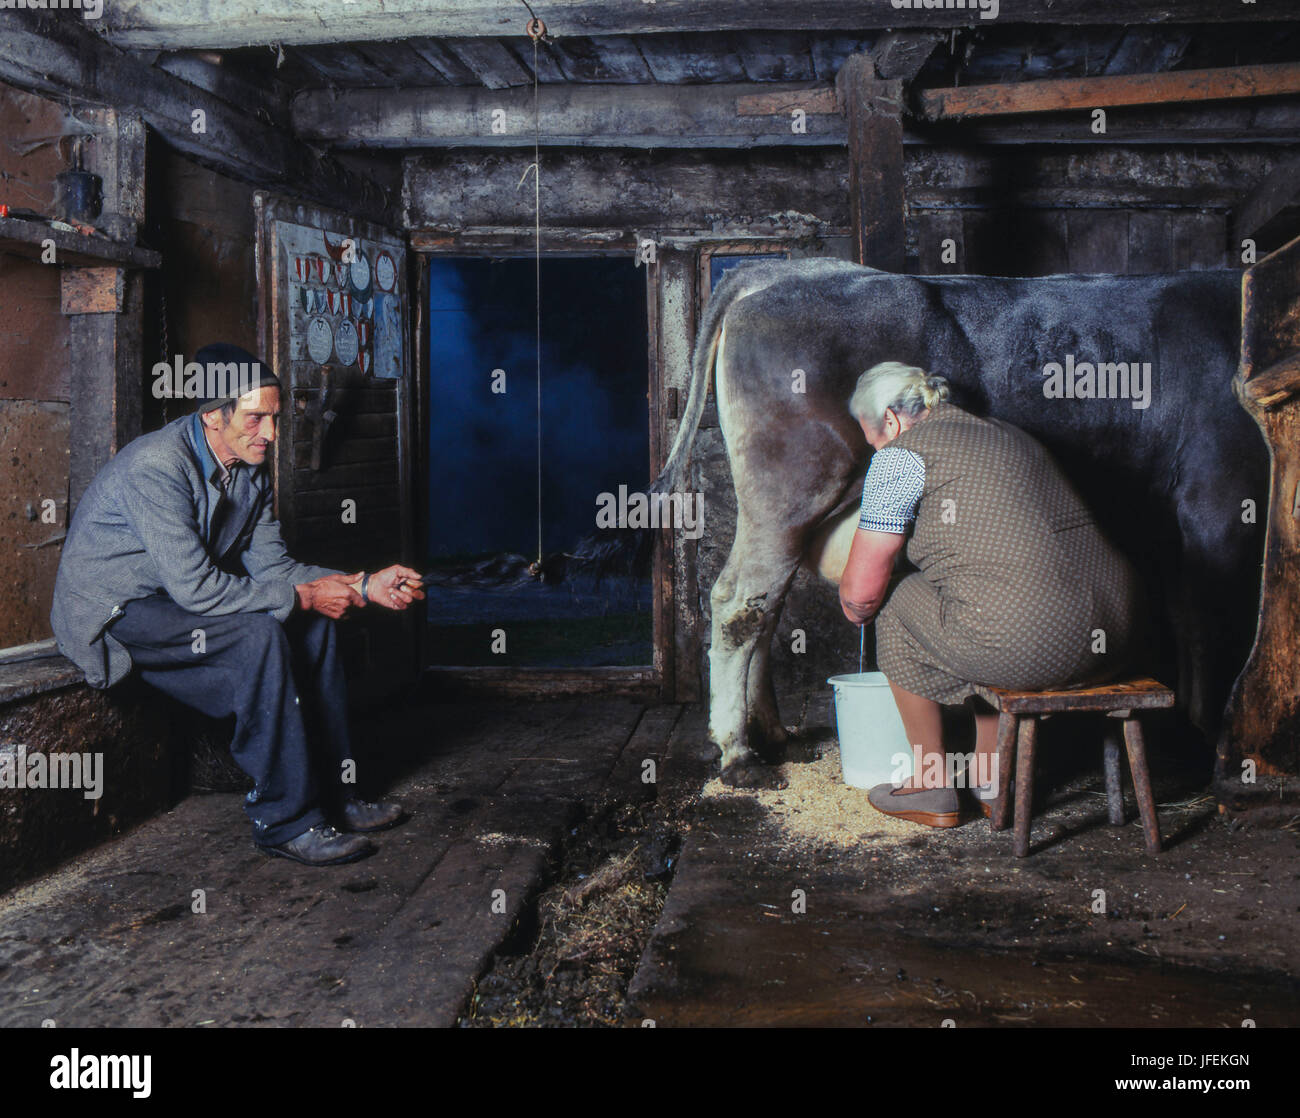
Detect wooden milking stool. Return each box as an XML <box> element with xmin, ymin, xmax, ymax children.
<box><xmin>972</xmin><ymin>678</ymin><xmax>1173</xmax><ymax>857</ymax></box>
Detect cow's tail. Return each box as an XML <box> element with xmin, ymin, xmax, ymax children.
<box><xmin>648</xmin><ymin>265</ymin><xmax>777</xmax><ymax>496</ymax></box>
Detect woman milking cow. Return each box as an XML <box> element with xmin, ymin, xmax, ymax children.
<box><xmin>839</xmin><ymin>362</ymin><xmax>1143</xmax><ymax>828</ymax></box>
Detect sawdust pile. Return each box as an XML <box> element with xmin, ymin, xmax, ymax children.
<box><xmin>702</xmin><ymin>743</ymin><xmax>924</xmax><ymax>851</ymax></box>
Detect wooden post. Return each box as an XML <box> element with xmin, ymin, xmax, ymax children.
<box><xmin>1217</xmin><ymin>232</ymin><xmax>1300</xmax><ymax>819</ymax></box>
<box><xmin>60</xmin><ymin>110</ymin><xmax>147</xmax><ymax>517</ymax></box>
<box><xmin>836</xmin><ymin>54</ymin><xmax>904</xmax><ymax>271</ymax></box>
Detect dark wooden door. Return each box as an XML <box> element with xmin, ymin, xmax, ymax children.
<box><xmin>255</xmin><ymin>193</ymin><xmax>415</xmax><ymax>701</ymax></box>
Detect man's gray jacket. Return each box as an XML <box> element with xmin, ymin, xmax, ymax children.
<box><xmin>50</xmin><ymin>413</ymin><xmax>341</xmax><ymax>689</ymax></box>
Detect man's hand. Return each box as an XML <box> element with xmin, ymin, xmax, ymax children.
<box><xmin>365</xmin><ymin>565</ymin><xmax>427</xmax><ymax>610</ymax></box>
<box><xmin>296</xmin><ymin>572</ymin><xmax>365</xmax><ymax>619</ymax></box>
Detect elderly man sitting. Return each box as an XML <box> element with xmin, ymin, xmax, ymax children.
<box><xmin>50</xmin><ymin>343</ymin><xmax>424</xmax><ymax>866</ymax></box>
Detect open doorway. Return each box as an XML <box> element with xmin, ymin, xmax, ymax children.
<box><xmin>422</xmin><ymin>256</ymin><xmax>652</xmax><ymax>669</ymax></box>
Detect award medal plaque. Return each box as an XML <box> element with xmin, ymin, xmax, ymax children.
<box><xmin>374</xmin><ymin>249</ymin><xmax>397</xmax><ymax>293</ymax></box>
<box><xmin>306</xmin><ymin>316</ymin><xmax>334</xmax><ymax>365</ymax></box>
<box><xmin>349</xmin><ymin>251</ymin><xmax>372</xmax><ymax>300</ymax></box>
<box><xmin>334</xmin><ymin>319</ymin><xmax>360</xmax><ymax>367</ymax></box>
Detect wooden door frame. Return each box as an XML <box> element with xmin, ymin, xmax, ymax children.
<box><xmin>410</xmin><ymin>230</ymin><xmax>664</xmax><ymax>699</ymax></box>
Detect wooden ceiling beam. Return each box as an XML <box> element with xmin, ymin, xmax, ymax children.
<box><xmin>292</xmin><ymin>81</ymin><xmax>1300</xmax><ymax>148</ymax></box>
<box><xmin>99</xmin><ymin>0</ymin><xmax>1283</xmax><ymax>50</ymax></box>
<box><xmin>871</xmin><ymin>30</ymin><xmax>946</xmax><ymax>82</ymax></box>
<box><xmin>921</xmin><ymin>61</ymin><xmax>1300</xmax><ymax>121</ymax></box>
<box><xmin>1230</xmin><ymin>156</ymin><xmax>1300</xmax><ymax>248</ymax></box>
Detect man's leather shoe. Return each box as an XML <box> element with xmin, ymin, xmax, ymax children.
<box><xmin>256</xmin><ymin>824</ymin><xmax>374</xmax><ymax>866</ymax></box>
<box><xmin>340</xmin><ymin>797</ymin><xmax>405</xmax><ymax>833</ymax></box>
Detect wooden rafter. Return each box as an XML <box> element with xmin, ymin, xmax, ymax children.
<box><xmin>921</xmin><ymin>61</ymin><xmax>1300</xmax><ymax>122</ymax></box>
<box><xmin>0</xmin><ymin>10</ymin><xmax>391</xmax><ymax>223</ymax></box>
<box><xmin>97</xmin><ymin>0</ymin><xmax>1283</xmax><ymax>50</ymax></box>
<box><xmin>293</xmin><ymin>81</ymin><xmax>1300</xmax><ymax>148</ymax></box>
<box><xmin>1231</xmin><ymin>156</ymin><xmax>1300</xmax><ymax>248</ymax></box>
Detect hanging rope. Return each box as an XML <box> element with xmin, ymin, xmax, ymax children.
<box><xmin>517</xmin><ymin>9</ymin><xmax>548</xmax><ymax>574</ymax></box>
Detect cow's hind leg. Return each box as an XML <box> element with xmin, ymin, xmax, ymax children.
<box><xmin>745</xmin><ymin>596</ymin><xmax>793</xmax><ymax>754</ymax></box>
<box><xmin>709</xmin><ymin>515</ymin><xmax>802</xmax><ymax>785</ymax></box>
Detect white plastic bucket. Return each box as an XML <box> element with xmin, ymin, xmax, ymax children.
<box><xmin>826</xmin><ymin>672</ymin><xmax>915</xmax><ymax>789</ymax></box>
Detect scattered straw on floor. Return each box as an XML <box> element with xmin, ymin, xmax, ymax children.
<box><xmin>702</xmin><ymin>744</ymin><xmax>923</xmax><ymax>851</ymax></box>
<box><xmin>474</xmin><ymin>831</ymin><xmax>551</xmax><ymax>849</ymax></box>
<box><xmin>466</xmin><ymin>844</ymin><xmax>667</xmax><ymax>1027</ymax></box>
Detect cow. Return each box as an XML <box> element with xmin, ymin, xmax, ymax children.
<box><xmin>649</xmin><ymin>258</ymin><xmax>1268</xmax><ymax>783</ymax></box>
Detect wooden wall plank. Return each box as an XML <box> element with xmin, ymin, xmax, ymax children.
<box><xmin>1066</xmin><ymin>209</ymin><xmax>1131</xmax><ymax>273</ymax></box>
<box><xmin>98</xmin><ymin>0</ymin><xmax>1281</xmax><ymax>50</ymax></box>
<box><xmin>0</xmin><ymin>257</ymin><xmax>69</xmax><ymax>402</ymax></box>
<box><xmin>296</xmin><ymin>80</ymin><xmax>1300</xmax><ymax>149</ymax></box>
<box><xmin>444</xmin><ymin>39</ymin><xmax>533</xmax><ymax>89</ymax></box>
<box><xmin>734</xmin><ymin>33</ymin><xmax>817</xmax><ymax>83</ymax></box>
<box><xmin>293</xmin><ymin>413</ymin><xmax>396</xmax><ymax>440</ymax></box>
<box><xmin>294</xmin><ymin>461</ymin><xmax>398</xmax><ymax>489</ymax></box>
<box><xmin>552</xmin><ymin>36</ymin><xmax>655</xmax><ymax>83</ymax></box>
<box><xmin>404</xmin><ymin>148</ymin><xmax>851</xmax><ymax>232</ymax></box>
<box><xmin>922</xmin><ymin>61</ymin><xmax>1300</xmax><ymax>122</ymax></box>
<box><xmin>912</xmin><ymin>210</ymin><xmax>965</xmax><ymax>274</ymax></box>
<box><xmin>1172</xmin><ymin>211</ymin><xmax>1228</xmax><ymax>270</ymax></box>
<box><xmin>1127</xmin><ymin>211</ymin><xmax>1174</xmax><ymax>273</ymax></box>
<box><xmin>637</xmin><ymin>34</ymin><xmax>746</xmax><ymax>84</ymax></box>
<box><xmin>1011</xmin><ymin>211</ymin><xmax>1070</xmax><ymax>275</ymax></box>
<box><xmin>0</xmin><ymin>401</ymin><xmax>69</xmax><ymax>646</ymax></box>
<box><xmin>404</xmin><ymin>38</ymin><xmax>477</xmax><ymax>85</ymax></box>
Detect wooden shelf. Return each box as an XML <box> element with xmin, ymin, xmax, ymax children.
<box><xmin>0</xmin><ymin>216</ymin><xmax>160</xmax><ymax>270</ymax></box>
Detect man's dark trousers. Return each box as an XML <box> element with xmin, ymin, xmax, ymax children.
<box><xmin>110</xmin><ymin>594</ymin><xmax>353</xmax><ymax>846</ymax></box>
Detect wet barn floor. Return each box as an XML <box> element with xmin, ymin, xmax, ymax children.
<box><xmin>632</xmin><ymin>694</ymin><xmax>1300</xmax><ymax>1027</ymax></box>
<box><xmin>0</xmin><ymin>688</ymin><xmax>1297</xmax><ymax>1027</ymax></box>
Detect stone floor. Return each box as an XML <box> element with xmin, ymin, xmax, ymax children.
<box><xmin>3</xmin><ymin>685</ymin><xmax>1298</xmax><ymax>1028</ymax></box>
<box><xmin>0</xmin><ymin>693</ymin><xmax>677</xmax><ymax>1027</ymax></box>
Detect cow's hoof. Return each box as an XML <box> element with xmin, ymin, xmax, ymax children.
<box><xmin>719</xmin><ymin>759</ymin><xmax>788</xmax><ymax>790</ymax></box>
<box><xmin>749</xmin><ymin>721</ymin><xmax>792</xmax><ymax>747</ymax></box>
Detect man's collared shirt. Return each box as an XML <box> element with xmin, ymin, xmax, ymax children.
<box><xmin>192</xmin><ymin>412</ymin><xmax>238</xmax><ymax>493</ymax></box>
<box><xmin>191</xmin><ymin>412</ymin><xmax>257</xmax><ymax>554</ymax></box>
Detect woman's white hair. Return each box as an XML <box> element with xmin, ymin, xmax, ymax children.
<box><xmin>848</xmin><ymin>361</ymin><xmax>951</xmax><ymax>430</ymax></box>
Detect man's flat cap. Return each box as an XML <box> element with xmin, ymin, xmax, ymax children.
<box><xmin>192</xmin><ymin>343</ymin><xmax>282</xmax><ymax>413</ymax></box>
